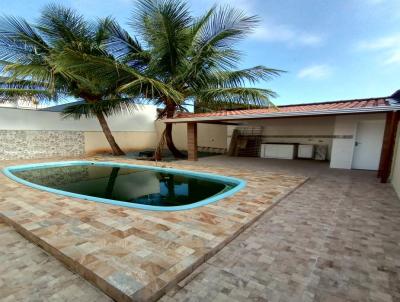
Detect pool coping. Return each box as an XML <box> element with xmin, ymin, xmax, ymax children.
<box><xmin>2</xmin><ymin>161</ymin><xmax>246</xmax><ymax>212</ymax></box>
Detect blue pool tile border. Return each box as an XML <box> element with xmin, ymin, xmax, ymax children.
<box><xmin>2</xmin><ymin>161</ymin><xmax>246</xmax><ymax>212</ymax></box>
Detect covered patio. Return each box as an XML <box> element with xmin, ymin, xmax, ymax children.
<box><xmin>165</xmin><ymin>95</ymin><xmax>400</xmax><ymax>184</ymax></box>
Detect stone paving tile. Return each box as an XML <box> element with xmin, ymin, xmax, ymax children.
<box><xmin>0</xmin><ymin>157</ymin><xmax>305</xmax><ymax>302</ymax></box>
<box><xmin>0</xmin><ymin>221</ymin><xmax>111</xmax><ymax>302</ymax></box>
<box><xmin>2</xmin><ymin>155</ymin><xmax>400</xmax><ymax>302</ymax></box>
<box><xmin>161</xmin><ymin>156</ymin><xmax>400</xmax><ymax>302</ymax></box>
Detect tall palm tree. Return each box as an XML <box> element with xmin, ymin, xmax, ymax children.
<box><xmin>123</xmin><ymin>0</ymin><xmax>282</xmax><ymax>159</ymax></box>
<box><xmin>0</xmin><ymin>4</ymin><xmax>134</xmax><ymax>155</ymax></box>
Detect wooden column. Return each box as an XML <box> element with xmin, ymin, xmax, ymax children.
<box><xmin>187</xmin><ymin>122</ymin><xmax>198</xmax><ymax>161</ymax></box>
<box><xmin>378</xmin><ymin>111</ymin><xmax>399</xmax><ymax>183</ymax></box>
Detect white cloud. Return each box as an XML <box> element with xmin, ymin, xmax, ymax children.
<box><xmin>357</xmin><ymin>34</ymin><xmax>400</xmax><ymax>50</ymax></box>
<box><xmin>385</xmin><ymin>51</ymin><xmax>400</xmax><ymax>64</ymax></box>
<box><xmin>298</xmin><ymin>33</ymin><xmax>323</xmax><ymax>46</ymax></box>
<box><xmin>357</xmin><ymin>34</ymin><xmax>400</xmax><ymax>65</ymax></box>
<box><xmin>297</xmin><ymin>64</ymin><xmax>332</xmax><ymax>80</ymax></box>
<box><xmin>251</xmin><ymin>23</ymin><xmax>323</xmax><ymax>46</ymax></box>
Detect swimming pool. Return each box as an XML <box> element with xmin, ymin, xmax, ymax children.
<box><xmin>3</xmin><ymin>161</ymin><xmax>246</xmax><ymax>211</ymax></box>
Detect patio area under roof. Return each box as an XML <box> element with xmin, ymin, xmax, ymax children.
<box><xmin>165</xmin><ymin>95</ymin><xmax>400</xmax><ymax>184</ymax></box>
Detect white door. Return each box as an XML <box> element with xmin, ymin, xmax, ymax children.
<box><xmin>352</xmin><ymin>120</ymin><xmax>385</xmax><ymax>170</ymax></box>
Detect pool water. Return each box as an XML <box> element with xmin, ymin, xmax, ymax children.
<box><xmin>4</xmin><ymin>162</ymin><xmax>245</xmax><ymax>211</ymax></box>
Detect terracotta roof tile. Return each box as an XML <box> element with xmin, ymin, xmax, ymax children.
<box><xmin>175</xmin><ymin>97</ymin><xmax>392</xmax><ymax>119</ymax></box>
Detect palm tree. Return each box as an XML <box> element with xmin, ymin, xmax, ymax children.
<box><xmin>64</xmin><ymin>0</ymin><xmax>282</xmax><ymax>159</ymax></box>
<box><xmin>122</xmin><ymin>0</ymin><xmax>282</xmax><ymax>159</ymax></box>
<box><xmin>0</xmin><ymin>4</ymin><xmax>134</xmax><ymax>155</ymax></box>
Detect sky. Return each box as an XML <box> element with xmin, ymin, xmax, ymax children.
<box><xmin>1</xmin><ymin>0</ymin><xmax>400</xmax><ymax>106</ymax></box>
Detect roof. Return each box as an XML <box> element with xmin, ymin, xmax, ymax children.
<box><xmin>40</xmin><ymin>101</ymin><xmax>84</xmax><ymax>112</ymax></box>
<box><xmin>166</xmin><ymin>96</ymin><xmax>400</xmax><ymax>123</ymax></box>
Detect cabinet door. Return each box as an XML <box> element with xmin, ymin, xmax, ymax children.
<box><xmin>264</xmin><ymin>144</ymin><xmax>295</xmax><ymax>159</ymax></box>
<box><xmin>298</xmin><ymin>145</ymin><xmax>314</xmax><ymax>158</ymax></box>
<box><xmin>260</xmin><ymin>144</ymin><xmax>266</xmax><ymax>158</ymax></box>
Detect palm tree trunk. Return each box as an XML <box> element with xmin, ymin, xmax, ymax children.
<box><xmin>104</xmin><ymin>167</ymin><xmax>120</xmax><ymax>198</ymax></box>
<box><xmin>154</xmin><ymin>103</ymin><xmax>185</xmax><ymax>160</ymax></box>
<box><xmin>165</xmin><ymin>122</ymin><xmax>185</xmax><ymax>158</ymax></box>
<box><xmin>95</xmin><ymin>111</ymin><xmax>125</xmax><ymax>156</ymax></box>
<box><xmin>154</xmin><ymin>129</ymin><xmax>166</xmax><ymax>161</ymax></box>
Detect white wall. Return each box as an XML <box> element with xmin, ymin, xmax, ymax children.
<box><xmin>330</xmin><ymin>113</ymin><xmax>386</xmax><ymax>169</ymax></box>
<box><xmin>156</xmin><ymin>122</ymin><xmax>228</xmax><ymax>151</ymax></box>
<box><xmin>84</xmin><ymin>132</ymin><xmax>159</xmax><ymax>154</ymax></box>
<box><xmin>0</xmin><ymin>106</ymin><xmax>159</xmax><ymax>158</ymax></box>
<box><xmin>0</xmin><ymin>106</ymin><xmax>228</xmax><ymax>158</ymax></box>
<box><xmin>0</xmin><ymin>99</ymin><xmax>48</xmax><ymax>110</ymax></box>
<box><xmin>0</xmin><ymin>105</ymin><xmax>157</xmax><ymax>132</ymax></box>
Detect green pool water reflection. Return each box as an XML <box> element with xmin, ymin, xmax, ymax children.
<box><xmin>13</xmin><ymin>165</ymin><xmax>234</xmax><ymax>207</ymax></box>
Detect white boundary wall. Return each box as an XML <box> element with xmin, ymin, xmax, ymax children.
<box><xmin>0</xmin><ymin>106</ymin><xmax>159</xmax><ymax>159</ymax></box>
<box><xmin>0</xmin><ymin>106</ymin><xmax>228</xmax><ymax>159</ymax></box>
<box><xmin>0</xmin><ymin>105</ymin><xmax>157</xmax><ymax>132</ymax></box>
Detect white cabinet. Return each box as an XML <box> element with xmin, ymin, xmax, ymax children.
<box><xmin>260</xmin><ymin>144</ymin><xmax>296</xmax><ymax>159</ymax></box>
<box><xmin>298</xmin><ymin>144</ymin><xmax>314</xmax><ymax>159</ymax></box>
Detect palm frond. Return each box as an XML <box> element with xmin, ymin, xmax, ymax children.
<box><xmin>194</xmin><ymin>100</ymin><xmax>264</xmax><ymax>113</ymax></box>
<box><xmin>51</xmin><ymin>47</ymin><xmax>128</xmax><ymax>94</ymax></box>
<box><xmin>196</xmin><ymin>87</ymin><xmax>277</xmax><ymax>107</ymax></box>
<box><xmin>209</xmin><ymin>66</ymin><xmax>284</xmax><ymax>87</ymax></box>
<box><xmin>0</xmin><ymin>76</ymin><xmax>47</xmax><ymax>89</ymax></box>
<box><xmin>106</xmin><ymin>20</ymin><xmax>148</xmax><ymax>67</ymax></box>
<box><xmin>118</xmin><ymin>77</ymin><xmax>184</xmax><ymax>103</ymax></box>
<box><xmin>0</xmin><ymin>87</ymin><xmax>53</xmax><ymax>102</ymax></box>
<box><xmin>37</xmin><ymin>4</ymin><xmax>91</xmax><ymax>46</ymax></box>
<box><xmin>192</xmin><ymin>6</ymin><xmax>258</xmax><ymax>56</ymax></box>
<box><xmin>133</xmin><ymin>0</ymin><xmax>192</xmax><ymax>36</ymax></box>
<box><xmin>3</xmin><ymin>63</ymin><xmax>54</xmax><ymax>85</ymax></box>
<box><xmin>53</xmin><ymin>47</ymin><xmax>184</xmax><ymax>103</ymax></box>
<box><xmin>95</xmin><ymin>17</ymin><xmax>114</xmax><ymax>45</ymax></box>
<box><xmin>0</xmin><ymin>15</ymin><xmax>49</xmax><ymax>65</ymax></box>
<box><xmin>61</xmin><ymin>98</ymin><xmax>137</xmax><ymax>119</ymax></box>
<box><xmin>0</xmin><ymin>15</ymin><xmax>49</xmax><ymax>50</ymax></box>
<box><xmin>133</xmin><ymin>0</ymin><xmax>192</xmax><ymax>76</ymax></box>
<box><xmin>190</xmin><ymin>7</ymin><xmax>215</xmax><ymax>39</ymax></box>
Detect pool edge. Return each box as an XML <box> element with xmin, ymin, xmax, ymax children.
<box><xmin>2</xmin><ymin>160</ymin><xmax>246</xmax><ymax>212</ymax></box>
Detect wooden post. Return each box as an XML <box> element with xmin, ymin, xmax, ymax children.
<box><xmin>378</xmin><ymin>111</ymin><xmax>399</xmax><ymax>183</ymax></box>
<box><xmin>378</xmin><ymin>113</ymin><xmax>393</xmax><ymax>178</ymax></box>
<box><xmin>187</xmin><ymin>122</ymin><xmax>198</xmax><ymax>161</ymax></box>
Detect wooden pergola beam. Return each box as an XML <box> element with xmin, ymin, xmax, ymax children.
<box><xmin>378</xmin><ymin>111</ymin><xmax>400</xmax><ymax>183</ymax></box>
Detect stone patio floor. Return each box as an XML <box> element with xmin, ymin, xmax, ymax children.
<box><xmin>0</xmin><ymin>222</ymin><xmax>112</xmax><ymax>302</ymax></box>
<box><xmin>1</xmin><ymin>156</ymin><xmax>400</xmax><ymax>302</ymax></box>
<box><xmin>162</xmin><ymin>156</ymin><xmax>400</xmax><ymax>302</ymax></box>
<box><xmin>0</xmin><ymin>157</ymin><xmax>304</xmax><ymax>302</ymax></box>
